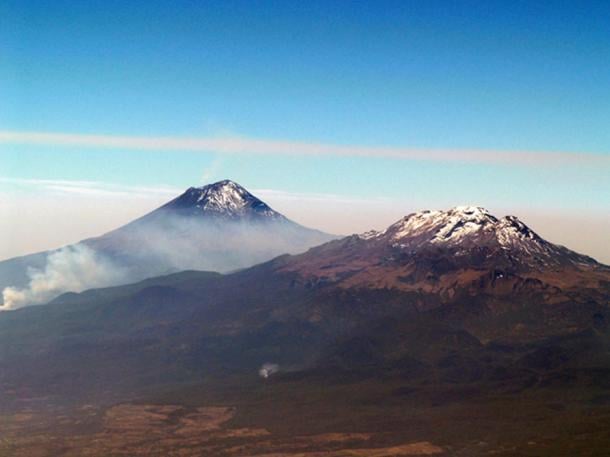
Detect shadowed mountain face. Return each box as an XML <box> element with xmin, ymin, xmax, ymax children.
<box><xmin>0</xmin><ymin>180</ymin><xmax>335</xmax><ymax>309</ymax></box>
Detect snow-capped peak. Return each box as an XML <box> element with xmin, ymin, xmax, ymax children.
<box><xmin>452</xmin><ymin>205</ymin><xmax>494</xmax><ymax>218</ymax></box>
<box><xmin>367</xmin><ymin>206</ymin><xmax>549</xmax><ymax>252</ymax></box>
<box><xmin>192</xmin><ymin>180</ymin><xmax>252</xmax><ymax>212</ymax></box>
<box><xmin>162</xmin><ymin>180</ymin><xmax>284</xmax><ymax>220</ymax></box>
<box><xmin>380</xmin><ymin>206</ymin><xmax>498</xmax><ymax>244</ymax></box>
<box><xmin>495</xmin><ymin>215</ymin><xmax>541</xmax><ymax>246</ymax></box>
<box><xmin>358</xmin><ymin>229</ymin><xmax>382</xmax><ymax>240</ymax></box>
<box><xmin>356</xmin><ymin>206</ymin><xmax>597</xmax><ymax>269</ymax></box>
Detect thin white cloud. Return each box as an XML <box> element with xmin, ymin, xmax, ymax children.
<box><xmin>0</xmin><ymin>176</ymin><xmax>389</xmax><ymax>207</ymax></box>
<box><xmin>1</xmin><ymin>130</ymin><xmax>608</xmax><ymax>166</ymax></box>
<box><xmin>0</xmin><ymin>177</ymin><xmax>181</xmax><ymax>198</ymax></box>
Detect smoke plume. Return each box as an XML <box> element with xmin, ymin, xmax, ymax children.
<box><xmin>258</xmin><ymin>363</ymin><xmax>280</xmax><ymax>379</ymax></box>
<box><xmin>0</xmin><ymin>212</ymin><xmax>334</xmax><ymax>310</ymax></box>
<box><xmin>1</xmin><ymin>244</ymin><xmax>127</xmax><ymax>310</ymax></box>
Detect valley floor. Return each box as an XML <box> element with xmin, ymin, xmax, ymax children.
<box><xmin>2</xmin><ymin>374</ymin><xmax>610</xmax><ymax>456</ymax></box>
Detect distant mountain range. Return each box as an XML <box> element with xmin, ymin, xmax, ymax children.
<box><xmin>0</xmin><ymin>180</ymin><xmax>335</xmax><ymax>308</ymax></box>
<box><xmin>0</xmin><ymin>201</ymin><xmax>607</xmax><ymax>406</ymax></box>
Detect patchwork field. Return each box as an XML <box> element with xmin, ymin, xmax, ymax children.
<box><xmin>2</xmin><ymin>373</ymin><xmax>610</xmax><ymax>456</ymax></box>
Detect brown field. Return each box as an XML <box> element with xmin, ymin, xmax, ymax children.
<box><xmin>3</xmin><ymin>372</ymin><xmax>610</xmax><ymax>457</ymax></box>
<box><xmin>0</xmin><ymin>402</ymin><xmax>444</xmax><ymax>457</ymax></box>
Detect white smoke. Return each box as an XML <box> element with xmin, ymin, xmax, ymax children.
<box><xmin>98</xmin><ymin>216</ymin><xmax>332</xmax><ymax>276</ymax></box>
<box><xmin>0</xmin><ymin>214</ymin><xmax>334</xmax><ymax>311</ymax></box>
<box><xmin>258</xmin><ymin>363</ymin><xmax>279</xmax><ymax>379</ymax></box>
<box><xmin>1</xmin><ymin>244</ymin><xmax>127</xmax><ymax>310</ymax></box>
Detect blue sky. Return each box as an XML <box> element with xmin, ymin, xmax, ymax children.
<box><xmin>1</xmin><ymin>0</ymin><xmax>609</xmax><ymax>261</ymax></box>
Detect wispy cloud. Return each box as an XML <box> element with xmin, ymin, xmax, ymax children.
<box><xmin>0</xmin><ymin>176</ymin><xmax>386</xmax><ymax>207</ymax></box>
<box><xmin>0</xmin><ymin>177</ymin><xmax>181</xmax><ymax>198</ymax></box>
<box><xmin>1</xmin><ymin>130</ymin><xmax>608</xmax><ymax>166</ymax></box>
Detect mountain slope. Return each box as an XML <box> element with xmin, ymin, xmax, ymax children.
<box><xmin>279</xmin><ymin>206</ymin><xmax>607</xmax><ymax>300</ymax></box>
<box><xmin>0</xmin><ymin>206</ymin><xmax>607</xmax><ymax>401</ymax></box>
<box><xmin>0</xmin><ymin>180</ymin><xmax>335</xmax><ymax>308</ymax></box>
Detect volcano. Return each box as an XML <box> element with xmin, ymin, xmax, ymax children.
<box><xmin>0</xmin><ymin>180</ymin><xmax>335</xmax><ymax>308</ymax></box>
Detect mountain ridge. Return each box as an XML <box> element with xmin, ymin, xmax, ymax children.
<box><xmin>276</xmin><ymin>206</ymin><xmax>608</xmax><ymax>311</ymax></box>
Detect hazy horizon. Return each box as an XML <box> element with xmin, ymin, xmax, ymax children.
<box><xmin>1</xmin><ymin>180</ymin><xmax>609</xmax><ymax>265</ymax></box>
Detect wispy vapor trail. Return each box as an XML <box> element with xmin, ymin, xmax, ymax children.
<box><xmin>0</xmin><ymin>177</ymin><xmax>181</xmax><ymax>198</ymax></box>
<box><xmin>1</xmin><ymin>130</ymin><xmax>608</xmax><ymax>166</ymax></box>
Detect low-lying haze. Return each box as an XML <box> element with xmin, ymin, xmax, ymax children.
<box><xmin>1</xmin><ymin>184</ymin><xmax>609</xmax><ymax>265</ymax></box>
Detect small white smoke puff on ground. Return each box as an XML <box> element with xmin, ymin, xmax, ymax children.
<box><xmin>258</xmin><ymin>363</ymin><xmax>279</xmax><ymax>379</ymax></box>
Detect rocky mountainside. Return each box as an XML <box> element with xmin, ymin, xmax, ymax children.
<box><xmin>278</xmin><ymin>206</ymin><xmax>608</xmax><ymax>308</ymax></box>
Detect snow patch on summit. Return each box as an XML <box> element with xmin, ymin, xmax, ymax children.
<box><xmin>382</xmin><ymin>206</ymin><xmax>498</xmax><ymax>244</ymax></box>
<box><xmin>194</xmin><ymin>180</ymin><xmax>251</xmax><ymax>212</ymax></box>
<box><xmin>386</xmin><ymin>210</ymin><xmax>443</xmax><ymax>240</ymax></box>
<box><xmin>358</xmin><ymin>230</ymin><xmax>382</xmax><ymax>240</ymax></box>
<box><xmin>355</xmin><ymin>205</ymin><xmax>597</xmax><ymax>269</ymax></box>
<box><xmin>166</xmin><ymin>180</ymin><xmax>284</xmax><ymax>219</ymax></box>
